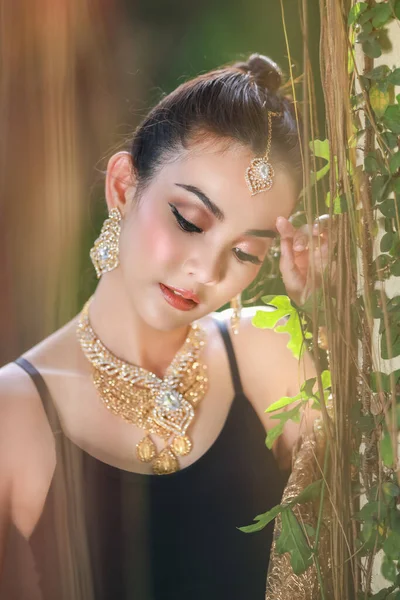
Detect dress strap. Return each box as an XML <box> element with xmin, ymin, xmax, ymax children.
<box><xmin>14</xmin><ymin>357</ymin><xmax>62</xmax><ymax>433</ymax></box>
<box><xmin>214</xmin><ymin>318</ymin><xmax>244</xmax><ymax>395</ymax></box>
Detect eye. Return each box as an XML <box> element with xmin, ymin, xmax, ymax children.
<box><xmin>169</xmin><ymin>203</ymin><xmax>203</xmax><ymax>234</ymax></box>
<box><xmin>233</xmin><ymin>247</ymin><xmax>262</xmax><ymax>266</ymax></box>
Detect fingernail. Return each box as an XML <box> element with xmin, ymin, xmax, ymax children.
<box><xmin>293</xmin><ymin>237</ymin><xmax>307</xmax><ymax>251</ymax></box>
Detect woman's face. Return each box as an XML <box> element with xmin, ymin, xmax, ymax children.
<box><xmin>108</xmin><ymin>138</ymin><xmax>298</xmax><ymax>331</ymax></box>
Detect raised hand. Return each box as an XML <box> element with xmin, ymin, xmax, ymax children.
<box><xmin>275</xmin><ymin>215</ymin><xmax>330</xmax><ymax>307</ymax></box>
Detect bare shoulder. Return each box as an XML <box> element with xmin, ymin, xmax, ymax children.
<box><xmin>217</xmin><ymin>305</ymin><xmax>315</xmax><ymax>388</ymax></box>
<box><xmin>217</xmin><ymin>306</ymin><xmax>318</xmax><ymax>466</ymax></box>
<box><xmin>0</xmin><ymin>324</ymin><xmax>76</xmax><ymax>538</ymax></box>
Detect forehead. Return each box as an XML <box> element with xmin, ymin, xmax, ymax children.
<box><xmin>153</xmin><ymin>138</ymin><xmax>298</xmax><ymax>226</ymax></box>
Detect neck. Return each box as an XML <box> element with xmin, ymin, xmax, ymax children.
<box><xmin>86</xmin><ymin>272</ymin><xmax>191</xmax><ymax>378</ymax></box>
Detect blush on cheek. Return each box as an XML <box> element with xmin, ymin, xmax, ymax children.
<box><xmin>140</xmin><ymin>214</ymin><xmax>183</xmax><ymax>268</ymax></box>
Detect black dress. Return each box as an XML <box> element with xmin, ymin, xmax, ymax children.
<box><xmin>15</xmin><ymin>319</ymin><xmax>287</xmax><ymax>599</ymax></box>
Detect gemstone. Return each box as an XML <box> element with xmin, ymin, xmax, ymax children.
<box><xmin>157</xmin><ymin>390</ymin><xmax>181</xmax><ymax>411</ymax></box>
<box><xmin>259</xmin><ymin>163</ymin><xmax>270</xmax><ymax>179</ymax></box>
<box><xmin>99</xmin><ymin>246</ymin><xmax>109</xmax><ymax>260</ymax></box>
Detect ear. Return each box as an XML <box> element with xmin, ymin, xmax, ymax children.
<box><xmin>105</xmin><ymin>151</ymin><xmax>137</xmax><ymax>216</ymax></box>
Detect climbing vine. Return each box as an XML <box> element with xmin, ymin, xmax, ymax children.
<box><xmin>243</xmin><ymin>1</ymin><xmax>400</xmax><ymax>598</ymax></box>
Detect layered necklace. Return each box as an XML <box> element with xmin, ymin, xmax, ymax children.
<box><xmin>77</xmin><ymin>298</ymin><xmax>208</xmax><ymax>475</ymax></box>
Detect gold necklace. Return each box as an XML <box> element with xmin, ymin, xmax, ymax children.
<box><xmin>76</xmin><ymin>299</ymin><xmax>208</xmax><ymax>475</ymax></box>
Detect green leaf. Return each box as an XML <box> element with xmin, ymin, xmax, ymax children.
<box><xmin>396</xmin><ymin>0</ymin><xmax>400</xmax><ymax>19</ymax></box>
<box><xmin>371</xmin><ymin>3</ymin><xmax>393</xmax><ymax>27</ymax></box>
<box><xmin>300</xmin><ymin>377</ymin><xmax>317</xmax><ymax>398</ymax></box>
<box><xmin>372</xmin><ymin>175</ymin><xmax>391</xmax><ymax>203</ymax></box>
<box><xmin>265</xmin><ymin>421</ymin><xmax>285</xmax><ymax>449</ymax></box>
<box><xmin>238</xmin><ymin>503</ymin><xmax>284</xmax><ymax>533</ymax></box>
<box><xmin>309</xmin><ymin>138</ymin><xmax>330</xmax><ymax>160</ymax></box>
<box><xmin>370</xmin><ymin>369</ymin><xmax>400</xmax><ymax>392</ymax></box>
<box><xmin>369</xmin><ymin>590</ymin><xmax>397</xmax><ymax>600</ymax></box>
<box><xmin>321</xmin><ymin>370</ymin><xmax>332</xmax><ymax>390</ymax></box>
<box><xmin>289</xmin><ymin>479</ymin><xmax>323</xmax><ymax>505</ymax></box>
<box><xmin>389</xmin><ymin>151</ymin><xmax>400</xmax><ymax>173</ymax></box>
<box><xmin>381</xmin><ymin>232</ymin><xmax>394</xmax><ymax>252</ymax></box>
<box><xmin>388</xmin><ymin>67</ymin><xmax>400</xmax><ymax>85</ymax></box>
<box><xmin>353</xmin><ymin>500</ymin><xmax>387</xmax><ymax>522</ymax></box>
<box><xmin>362</xmin><ymin>38</ymin><xmax>382</xmax><ymax>59</ymax></box>
<box><xmin>275</xmin><ymin>508</ymin><xmax>313</xmax><ymax>575</ymax></box>
<box><xmin>389</xmin><ymin>233</ymin><xmax>400</xmax><ymax>256</ymax></box>
<box><xmin>379</xmin><ymin>196</ymin><xmax>400</xmax><ymax>218</ymax></box>
<box><xmin>373</xmin><ymin>254</ymin><xmax>392</xmax><ymax>280</ymax></box>
<box><xmin>369</xmin><ymin>589</ymin><xmax>399</xmax><ymax>600</ymax></box>
<box><xmin>254</xmin><ymin>295</ymin><xmax>306</xmax><ymax>359</ymax></box>
<box><xmin>381</xmin><ymin>556</ymin><xmax>397</xmax><ymax>583</ymax></box>
<box><xmin>382</xmin><ymin>482</ymin><xmax>400</xmax><ymax>499</ymax></box>
<box><xmin>381</xmin><ymin>132</ymin><xmax>398</xmax><ymax>150</ymax></box>
<box><xmin>334</xmin><ymin>193</ymin><xmax>348</xmax><ymax>214</ymax></box>
<box><xmin>309</xmin><ymin>161</ymin><xmax>330</xmax><ymax>186</ymax></box>
<box><xmin>359</xmin><ymin>8</ymin><xmax>374</xmax><ymax>25</ymax></box>
<box><xmin>391</xmin><ymin>260</ymin><xmax>400</xmax><ymax>276</ymax></box>
<box><xmin>381</xmin><ymin>324</ymin><xmax>400</xmax><ymax>359</ymax></box>
<box><xmin>383</xmin><ymin>104</ymin><xmax>400</xmax><ymax>133</ymax></box>
<box><xmin>392</xmin><ymin>177</ymin><xmax>400</xmax><ymax>193</ymax></box>
<box><xmin>365</xmin><ymin>152</ymin><xmax>380</xmax><ymax>173</ymax></box>
<box><xmin>265</xmin><ymin>392</ymin><xmax>303</xmax><ymax>413</ymax></box>
<box><xmin>370</xmin><ymin>83</ymin><xmax>392</xmax><ymax>117</ymax></box>
<box><xmin>381</xmin><ymin>430</ymin><xmax>394</xmax><ymax>467</ymax></box>
<box><xmin>365</xmin><ymin>64</ymin><xmax>391</xmax><ymax>80</ymax></box>
<box><xmin>348</xmin><ymin>2</ymin><xmax>368</xmax><ymax>25</ymax></box>
<box><xmin>358</xmin><ymin>30</ymin><xmax>374</xmax><ymax>43</ymax></box>
<box><xmin>266</xmin><ymin>405</ymin><xmax>302</xmax><ymax>448</ymax></box>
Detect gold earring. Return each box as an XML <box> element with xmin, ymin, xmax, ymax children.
<box><xmin>90</xmin><ymin>207</ymin><xmax>122</xmax><ymax>278</ymax></box>
<box><xmin>230</xmin><ymin>294</ymin><xmax>242</xmax><ymax>335</ymax></box>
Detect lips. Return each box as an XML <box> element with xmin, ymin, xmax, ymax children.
<box><xmin>159</xmin><ymin>283</ymin><xmax>200</xmax><ymax>312</ymax></box>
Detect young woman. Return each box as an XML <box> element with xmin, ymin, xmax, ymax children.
<box><xmin>0</xmin><ymin>54</ymin><xmax>326</xmax><ymax>599</ymax></box>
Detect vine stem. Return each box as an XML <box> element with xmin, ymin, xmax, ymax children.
<box><xmin>312</xmin><ymin>441</ymin><xmax>330</xmax><ymax>600</ymax></box>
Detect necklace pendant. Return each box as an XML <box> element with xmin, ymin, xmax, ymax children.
<box><xmin>157</xmin><ymin>389</ymin><xmax>182</xmax><ymax>411</ymax></box>
<box><xmin>152</xmin><ymin>448</ymin><xmax>179</xmax><ymax>475</ymax></box>
<box><xmin>136</xmin><ymin>435</ymin><xmax>157</xmax><ymax>463</ymax></box>
<box><xmin>171</xmin><ymin>435</ymin><xmax>192</xmax><ymax>457</ymax></box>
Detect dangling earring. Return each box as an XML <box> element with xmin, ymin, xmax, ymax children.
<box><xmin>90</xmin><ymin>207</ymin><xmax>122</xmax><ymax>278</ymax></box>
<box><xmin>230</xmin><ymin>294</ymin><xmax>242</xmax><ymax>335</ymax></box>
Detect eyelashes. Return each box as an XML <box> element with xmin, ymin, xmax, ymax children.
<box><xmin>168</xmin><ymin>203</ymin><xmax>262</xmax><ymax>266</ymax></box>
<box><xmin>169</xmin><ymin>203</ymin><xmax>203</xmax><ymax>234</ymax></box>
<box><xmin>232</xmin><ymin>248</ymin><xmax>262</xmax><ymax>265</ymax></box>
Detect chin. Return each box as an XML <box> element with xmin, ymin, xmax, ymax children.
<box><xmin>132</xmin><ymin>295</ymin><xmax>197</xmax><ymax>332</ymax></box>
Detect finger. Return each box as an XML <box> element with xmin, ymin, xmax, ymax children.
<box><xmin>279</xmin><ymin>239</ymin><xmax>305</xmax><ymax>302</ymax></box>
<box><xmin>276</xmin><ymin>216</ymin><xmax>296</xmax><ymax>239</ymax></box>
<box><xmin>279</xmin><ymin>238</ymin><xmax>305</xmax><ymax>290</ymax></box>
<box><xmin>291</xmin><ymin>224</ymin><xmax>313</xmax><ymax>253</ymax></box>
<box><xmin>313</xmin><ymin>214</ymin><xmax>330</xmax><ymax>230</ymax></box>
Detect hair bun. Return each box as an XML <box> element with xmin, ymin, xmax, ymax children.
<box><xmin>245</xmin><ymin>54</ymin><xmax>282</xmax><ymax>92</ymax></box>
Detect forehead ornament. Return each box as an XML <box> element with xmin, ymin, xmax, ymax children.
<box><xmin>245</xmin><ymin>111</ymin><xmax>282</xmax><ymax>196</ymax></box>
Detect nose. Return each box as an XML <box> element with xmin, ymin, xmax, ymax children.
<box><xmin>183</xmin><ymin>246</ymin><xmax>225</xmax><ymax>286</ymax></box>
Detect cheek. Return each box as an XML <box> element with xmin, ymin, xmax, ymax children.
<box><xmin>130</xmin><ymin>209</ymin><xmax>184</xmax><ymax>268</ymax></box>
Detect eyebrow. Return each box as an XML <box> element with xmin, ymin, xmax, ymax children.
<box><xmin>174</xmin><ymin>182</ymin><xmax>277</xmax><ymax>239</ymax></box>
<box><xmin>244</xmin><ymin>229</ymin><xmax>278</xmax><ymax>239</ymax></box>
<box><xmin>175</xmin><ymin>183</ymin><xmax>225</xmax><ymax>221</ymax></box>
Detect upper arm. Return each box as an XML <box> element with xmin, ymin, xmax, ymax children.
<box><xmin>230</xmin><ymin>307</ymin><xmax>320</xmax><ymax>468</ymax></box>
<box><xmin>0</xmin><ymin>363</ymin><xmax>55</xmax><ymax>554</ymax></box>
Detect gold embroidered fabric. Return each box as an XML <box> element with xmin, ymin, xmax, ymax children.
<box><xmin>266</xmin><ymin>422</ymin><xmax>332</xmax><ymax>600</ymax></box>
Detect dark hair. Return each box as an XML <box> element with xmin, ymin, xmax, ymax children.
<box><xmin>130</xmin><ymin>53</ymin><xmax>303</xmax><ymax>196</ymax></box>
